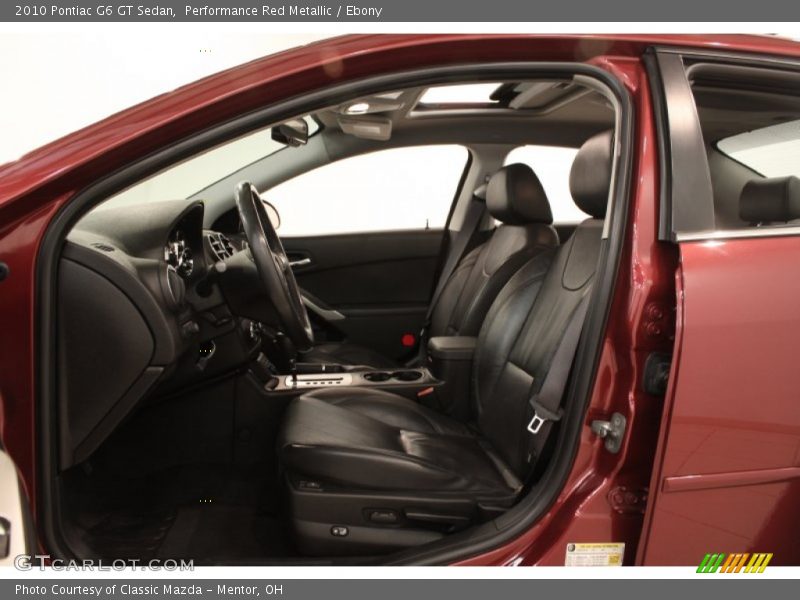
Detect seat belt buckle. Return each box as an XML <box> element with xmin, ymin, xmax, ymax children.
<box><xmin>527</xmin><ymin>413</ymin><xmax>547</xmax><ymax>435</ymax></box>
<box><xmin>526</xmin><ymin>400</ymin><xmax>562</xmax><ymax>435</ymax></box>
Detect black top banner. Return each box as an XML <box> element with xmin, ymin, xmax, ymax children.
<box><xmin>4</xmin><ymin>0</ymin><xmax>800</xmax><ymax>21</ymax></box>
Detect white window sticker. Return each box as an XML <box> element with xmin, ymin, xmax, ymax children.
<box><xmin>565</xmin><ymin>542</ymin><xmax>625</xmax><ymax>566</ymax></box>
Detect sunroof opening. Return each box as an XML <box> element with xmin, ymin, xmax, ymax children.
<box><xmin>418</xmin><ymin>83</ymin><xmax>502</xmax><ymax>106</ymax></box>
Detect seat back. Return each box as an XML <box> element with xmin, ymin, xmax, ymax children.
<box><xmin>473</xmin><ymin>130</ymin><xmax>614</xmax><ymax>477</ymax></box>
<box><xmin>428</xmin><ymin>164</ymin><xmax>559</xmax><ymax>338</ymax></box>
<box><xmin>739</xmin><ymin>175</ymin><xmax>800</xmax><ymax>225</ymax></box>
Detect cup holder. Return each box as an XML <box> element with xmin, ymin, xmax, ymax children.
<box><xmin>363</xmin><ymin>371</ymin><xmax>392</xmax><ymax>382</ymax></box>
<box><xmin>363</xmin><ymin>370</ymin><xmax>424</xmax><ymax>383</ymax></box>
<box><xmin>391</xmin><ymin>370</ymin><xmax>423</xmax><ymax>382</ymax></box>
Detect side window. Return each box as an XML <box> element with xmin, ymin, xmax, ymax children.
<box><xmin>503</xmin><ymin>145</ymin><xmax>585</xmax><ymax>223</ymax></box>
<box><xmin>687</xmin><ymin>63</ymin><xmax>800</xmax><ymax>232</ymax></box>
<box><xmin>266</xmin><ymin>145</ymin><xmax>469</xmax><ymax>236</ymax></box>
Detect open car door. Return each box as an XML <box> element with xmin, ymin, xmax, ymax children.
<box><xmin>638</xmin><ymin>49</ymin><xmax>800</xmax><ymax>567</ymax></box>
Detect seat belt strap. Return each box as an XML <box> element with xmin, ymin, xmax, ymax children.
<box><xmin>421</xmin><ymin>197</ymin><xmax>486</xmax><ymax>335</ymax></box>
<box><xmin>526</xmin><ymin>294</ymin><xmax>591</xmax><ymax>461</ymax></box>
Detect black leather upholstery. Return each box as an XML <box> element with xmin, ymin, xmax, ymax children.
<box><xmin>486</xmin><ymin>163</ymin><xmax>553</xmax><ymax>224</ymax></box>
<box><xmin>428</xmin><ymin>223</ymin><xmax>558</xmax><ymax>338</ymax></box>
<box><xmin>302</xmin><ymin>163</ymin><xmax>558</xmax><ymax>367</ymax></box>
<box><xmin>472</xmin><ymin>221</ymin><xmax>602</xmax><ymax>473</ymax></box>
<box><xmin>277</xmin><ymin>130</ymin><xmax>614</xmax><ymax>554</ymax></box>
<box><xmin>569</xmin><ymin>130</ymin><xmax>613</xmax><ymax>219</ymax></box>
<box><xmin>279</xmin><ymin>388</ymin><xmax>519</xmax><ymax>493</ymax></box>
<box><xmin>739</xmin><ymin>175</ymin><xmax>800</xmax><ymax>224</ymax></box>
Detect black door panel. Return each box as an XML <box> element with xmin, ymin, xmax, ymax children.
<box><xmin>282</xmin><ymin>229</ymin><xmax>443</xmax><ymax>360</ymax></box>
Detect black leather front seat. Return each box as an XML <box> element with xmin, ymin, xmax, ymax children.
<box><xmin>301</xmin><ymin>163</ymin><xmax>559</xmax><ymax>368</ymax></box>
<box><xmin>277</xmin><ymin>131</ymin><xmax>613</xmax><ymax>556</ymax></box>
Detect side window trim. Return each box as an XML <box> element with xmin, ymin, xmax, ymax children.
<box><xmin>646</xmin><ymin>49</ymin><xmax>716</xmax><ymax>241</ymax></box>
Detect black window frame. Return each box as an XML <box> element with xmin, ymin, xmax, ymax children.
<box><xmin>648</xmin><ymin>47</ymin><xmax>800</xmax><ymax>242</ymax></box>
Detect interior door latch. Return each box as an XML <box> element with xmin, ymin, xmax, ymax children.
<box><xmin>590</xmin><ymin>412</ymin><xmax>626</xmax><ymax>454</ymax></box>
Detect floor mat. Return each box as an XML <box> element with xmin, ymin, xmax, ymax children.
<box><xmin>71</xmin><ymin>462</ymin><xmax>294</xmax><ymax>562</ymax></box>
<box><xmin>157</xmin><ymin>505</ymin><xmax>290</xmax><ymax>561</ymax></box>
<box><xmin>86</xmin><ymin>509</ymin><xmax>176</xmax><ymax>559</ymax></box>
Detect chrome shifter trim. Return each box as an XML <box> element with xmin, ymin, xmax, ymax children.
<box><xmin>284</xmin><ymin>373</ymin><xmax>354</xmax><ymax>388</ymax></box>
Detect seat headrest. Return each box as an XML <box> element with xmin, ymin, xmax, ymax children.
<box><xmin>486</xmin><ymin>163</ymin><xmax>553</xmax><ymax>225</ymax></box>
<box><xmin>569</xmin><ymin>130</ymin><xmax>614</xmax><ymax>219</ymax></box>
<box><xmin>739</xmin><ymin>176</ymin><xmax>800</xmax><ymax>224</ymax></box>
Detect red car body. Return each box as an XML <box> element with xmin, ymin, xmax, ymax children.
<box><xmin>1</xmin><ymin>34</ymin><xmax>799</xmax><ymax>566</ymax></box>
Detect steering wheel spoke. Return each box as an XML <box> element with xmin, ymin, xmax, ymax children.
<box><xmin>235</xmin><ymin>181</ymin><xmax>314</xmax><ymax>351</ymax></box>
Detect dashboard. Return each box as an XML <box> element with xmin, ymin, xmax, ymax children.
<box><xmin>58</xmin><ymin>199</ymin><xmax>259</xmax><ymax>467</ymax></box>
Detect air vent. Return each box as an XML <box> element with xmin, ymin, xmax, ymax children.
<box><xmin>207</xmin><ymin>233</ymin><xmax>235</xmax><ymax>262</ymax></box>
<box><xmin>91</xmin><ymin>242</ymin><xmax>115</xmax><ymax>252</ymax></box>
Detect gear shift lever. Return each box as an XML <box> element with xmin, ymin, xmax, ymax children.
<box><xmin>276</xmin><ymin>332</ymin><xmax>298</xmax><ymax>386</ymax></box>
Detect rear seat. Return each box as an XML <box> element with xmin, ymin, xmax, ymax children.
<box><xmin>739</xmin><ymin>176</ymin><xmax>800</xmax><ymax>225</ymax></box>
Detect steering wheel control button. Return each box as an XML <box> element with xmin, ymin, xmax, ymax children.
<box><xmin>330</xmin><ymin>526</ymin><xmax>349</xmax><ymax>537</ymax></box>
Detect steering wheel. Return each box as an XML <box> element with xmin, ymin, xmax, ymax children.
<box><xmin>235</xmin><ymin>181</ymin><xmax>314</xmax><ymax>351</ymax></box>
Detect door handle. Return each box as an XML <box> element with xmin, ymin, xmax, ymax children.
<box><xmin>289</xmin><ymin>257</ymin><xmax>312</xmax><ymax>268</ymax></box>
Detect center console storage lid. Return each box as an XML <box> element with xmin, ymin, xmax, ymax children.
<box><xmin>428</xmin><ymin>336</ymin><xmax>478</xmax><ymax>361</ymax></box>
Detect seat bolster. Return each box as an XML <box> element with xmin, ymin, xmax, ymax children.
<box><xmin>278</xmin><ymin>395</ymin><xmax>403</xmax><ymax>452</ymax></box>
<box><xmin>400</xmin><ymin>431</ymin><xmax>519</xmax><ymax>492</ymax></box>
<box><xmin>308</xmin><ymin>387</ymin><xmax>473</xmax><ymax>437</ymax></box>
<box><xmin>281</xmin><ymin>444</ymin><xmax>479</xmax><ymax>491</ymax></box>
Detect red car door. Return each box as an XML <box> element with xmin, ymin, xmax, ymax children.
<box><xmin>638</xmin><ymin>49</ymin><xmax>800</xmax><ymax>566</ymax></box>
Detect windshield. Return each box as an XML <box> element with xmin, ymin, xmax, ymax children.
<box><xmin>96</xmin><ymin>116</ymin><xmax>318</xmax><ymax>211</ymax></box>
<box><xmin>717</xmin><ymin>118</ymin><xmax>800</xmax><ymax>179</ymax></box>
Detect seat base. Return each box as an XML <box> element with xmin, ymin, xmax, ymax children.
<box><xmin>284</xmin><ymin>473</ymin><xmax>515</xmax><ymax>556</ymax></box>
<box><xmin>277</xmin><ymin>388</ymin><xmax>521</xmax><ymax>556</ymax></box>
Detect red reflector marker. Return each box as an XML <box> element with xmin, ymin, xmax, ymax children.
<box><xmin>401</xmin><ymin>333</ymin><xmax>416</xmax><ymax>347</ymax></box>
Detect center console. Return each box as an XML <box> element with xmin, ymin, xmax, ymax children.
<box><xmin>267</xmin><ymin>364</ymin><xmax>439</xmax><ymax>400</ymax></box>
<box><xmin>260</xmin><ymin>336</ymin><xmax>477</xmax><ymax>413</ymax></box>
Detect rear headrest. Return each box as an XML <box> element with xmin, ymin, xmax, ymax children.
<box><xmin>486</xmin><ymin>163</ymin><xmax>553</xmax><ymax>225</ymax></box>
<box><xmin>569</xmin><ymin>130</ymin><xmax>614</xmax><ymax>219</ymax></box>
<box><xmin>739</xmin><ymin>176</ymin><xmax>800</xmax><ymax>224</ymax></box>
